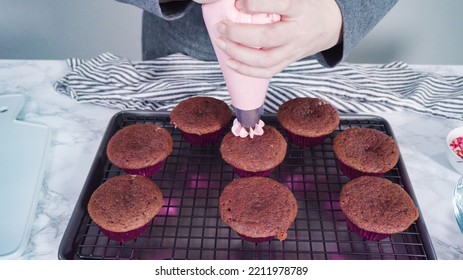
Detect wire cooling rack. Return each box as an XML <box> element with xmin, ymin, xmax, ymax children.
<box><xmin>58</xmin><ymin>112</ymin><xmax>435</xmax><ymax>260</ymax></box>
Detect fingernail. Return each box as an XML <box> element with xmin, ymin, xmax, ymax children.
<box><xmin>214</xmin><ymin>37</ymin><xmax>227</xmax><ymax>50</ymax></box>
<box><xmin>217</xmin><ymin>22</ymin><xmax>226</xmax><ymax>35</ymax></box>
<box><xmin>235</xmin><ymin>0</ymin><xmax>243</xmax><ymax>10</ymax></box>
<box><xmin>226</xmin><ymin>60</ymin><xmax>239</xmax><ymax>70</ymax></box>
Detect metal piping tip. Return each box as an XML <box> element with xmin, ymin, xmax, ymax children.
<box><xmin>232</xmin><ymin>105</ymin><xmax>264</xmax><ymax>128</ymax></box>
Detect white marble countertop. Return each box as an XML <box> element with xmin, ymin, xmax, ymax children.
<box><xmin>1</xmin><ymin>59</ymin><xmax>463</xmax><ymax>260</ymax></box>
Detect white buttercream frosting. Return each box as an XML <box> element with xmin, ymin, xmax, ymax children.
<box><xmin>231</xmin><ymin>118</ymin><xmax>265</xmax><ymax>139</ymax></box>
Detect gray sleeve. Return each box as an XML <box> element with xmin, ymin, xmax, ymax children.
<box><xmin>116</xmin><ymin>0</ymin><xmax>195</xmax><ymax>20</ymax></box>
<box><xmin>315</xmin><ymin>0</ymin><xmax>399</xmax><ymax>67</ymax></box>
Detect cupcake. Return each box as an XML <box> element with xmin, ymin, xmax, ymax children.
<box><xmin>219</xmin><ymin>177</ymin><xmax>298</xmax><ymax>242</ymax></box>
<box><xmin>87</xmin><ymin>174</ymin><xmax>163</xmax><ymax>242</ymax></box>
<box><xmin>220</xmin><ymin>125</ymin><xmax>287</xmax><ymax>177</ymax></box>
<box><xmin>170</xmin><ymin>96</ymin><xmax>232</xmax><ymax>145</ymax></box>
<box><xmin>333</xmin><ymin>127</ymin><xmax>400</xmax><ymax>179</ymax></box>
<box><xmin>106</xmin><ymin>123</ymin><xmax>173</xmax><ymax>177</ymax></box>
<box><xmin>339</xmin><ymin>176</ymin><xmax>419</xmax><ymax>241</ymax></box>
<box><xmin>277</xmin><ymin>97</ymin><xmax>340</xmax><ymax>147</ymax></box>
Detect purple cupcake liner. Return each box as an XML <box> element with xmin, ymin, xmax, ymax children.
<box><xmin>336</xmin><ymin>159</ymin><xmax>383</xmax><ymax>179</ymax></box>
<box><xmin>232</xmin><ymin>167</ymin><xmax>274</xmax><ymax>178</ymax></box>
<box><xmin>237</xmin><ymin>233</ymin><xmax>275</xmax><ymax>243</ymax></box>
<box><xmin>345</xmin><ymin>218</ymin><xmax>390</xmax><ymax>241</ymax></box>
<box><xmin>123</xmin><ymin>161</ymin><xmax>165</xmax><ymax>177</ymax></box>
<box><xmin>99</xmin><ymin>222</ymin><xmax>150</xmax><ymax>243</ymax></box>
<box><xmin>181</xmin><ymin>129</ymin><xmax>224</xmax><ymax>146</ymax></box>
<box><xmin>284</xmin><ymin>130</ymin><xmax>328</xmax><ymax>148</ymax></box>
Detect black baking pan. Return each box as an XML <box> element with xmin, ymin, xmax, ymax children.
<box><xmin>58</xmin><ymin>112</ymin><xmax>436</xmax><ymax>260</ymax></box>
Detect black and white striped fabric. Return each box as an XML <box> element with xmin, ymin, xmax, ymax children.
<box><xmin>54</xmin><ymin>52</ymin><xmax>463</xmax><ymax>121</ymax></box>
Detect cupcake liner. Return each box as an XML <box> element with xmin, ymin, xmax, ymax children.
<box><xmin>336</xmin><ymin>159</ymin><xmax>383</xmax><ymax>179</ymax></box>
<box><xmin>237</xmin><ymin>233</ymin><xmax>275</xmax><ymax>243</ymax></box>
<box><xmin>345</xmin><ymin>218</ymin><xmax>390</xmax><ymax>241</ymax></box>
<box><xmin>99</xmin><ymin>222</ymin><xmax>150</xmax><ymax>242</ymax></box>
<box><xmin>232</xmin><ymin>167</ymin><xmax>274</xmax><ymax>178</ymax></box>
<box><xmin>123</xmin><ymin>161</ymin><xmax>165</xmax><ymax>177</ymax></box>
<box><xmin>181</xmin><ymin>129</ymin><xmax>224</xmax><ymax>146</ymax></box>
<box><xmin>284</xmin><ymin>130</ymin><xmax>328</xmax><ymax>148</ymax></box>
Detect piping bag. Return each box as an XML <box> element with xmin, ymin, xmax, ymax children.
<box><xmin>202</xmin><ymin>0</ymin><xmax>281</xmax><ymax>137</ymax></box>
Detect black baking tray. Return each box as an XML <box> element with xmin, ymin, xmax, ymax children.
<box><xmin>58</xmin><ymin>112</ymin><xmax>436</xmax><ymax>260</ymax></box>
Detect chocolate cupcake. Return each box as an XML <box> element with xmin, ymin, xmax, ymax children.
<box><xmin>106</xmin><ymin>123</ymin><xmax>173</xmax><ymax>177</ymax></box>
<box><xmin>220</xmin><ymin>125</ymin><xmax>287</xmax><ymax>177</ymax></box>
<box><xmin>87</xmin><ymin>175</ymin><xmax>163</xmax><ymax>242</ymax></box>
<box><xmin>170</xmin><ymin>96</ymin><xmax>232</xmax><ymax>145</ymax></box>
<box><xmin>277</xmin><ymin>97</ymin><xmax>340</xmax><ymax>147</ymax></box>
<box><xmin>219</xmin><ymin>177</ymin><xmax>298</xmax><ymax>242</ymax></box>
<box><xmin>339</xmin><ymin>176</ymin><xmax>419</xmax><ymax>241</ymax></box>
<box><xmin>333</xmin><ymin>127</ymin><xmax>400</xmax><ymax>179</ymax></box>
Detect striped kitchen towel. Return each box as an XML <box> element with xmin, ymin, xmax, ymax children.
<box><xmin>54</xmin><ymin>52</ymin><xmax>463</xmax><ymax>121</ymax></box>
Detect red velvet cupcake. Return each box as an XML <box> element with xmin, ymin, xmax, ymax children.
<box><xmin>170</xmin><ymin>96</ymin><xmax>231</xmax><ymax>145</ymax></box>
<box><xmin>87</xmin><ymin>175</ymin><xmax>163</xmax><ymax>242</ymax></box>
<box><xmin>220</xmin><ymin>125</ymin><xmax>287</xmax><ymax>177</ymax></box>
<box><xmin>106</xmin><ymin>123</ymin><xmax>173</xmax><ymax>177</ymax></box>
<box><xmin>339</xmin><ymin>176</ymin><xmax>419</xmax><ymax>241</ymax></box>
<box><xmin>333</xmin><ymin>127</ymin><xmax>400</xmax><ymax>179</ymax></box>
<box><xmin>219</xmin><ymin>177</ymin><xmax>298</xmax><ymax>243</ymax></box>
<box><xmin>277</xmin><ymin>97</ymin><xmax>339</xmax><ymax>148</ymax></box>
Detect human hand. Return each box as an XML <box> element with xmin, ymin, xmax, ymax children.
<box><xmin>213</xmin><ymin>0</ymin><xmax>343</xmax><ymax>78</ymax></box>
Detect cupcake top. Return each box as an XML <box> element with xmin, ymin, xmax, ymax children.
<box><xmin>87</xmin><ymin>175</ymin><xmax>163</xmax><ymax>233</ymax></box>
<box><xmin>277</xmin><ymin>97</ymin><xmax>340</xmax><ymax>137</ymax></box>
<box><xmin>220</xmin><ymin>125</ymin><xmax>287</xmax><ymax>173</ymax></box>
<box><xmin>106</xmin><ymin>123</ymin><xmax>173</xmax><ymax>170</ymax></box>
<box><xmin>333</xmin><ymin>127</ymin><xmax>400</xmax><ymax>174</ymax></box>
<box><xmin>219</xmin><ymin>177</ymin><xmax>298</xmax><ymax>240</ymax></box>
<box><xmin>339</xmin><ymin>176</ymin><xmax>419</xmax><ymax>235</ymax></box>
<box><xmin>170</xmin><ymin>96</ymin><xmax>232</xmax><ymax>135</ymax></box>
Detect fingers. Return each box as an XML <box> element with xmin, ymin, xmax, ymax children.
<box><xmin>217</xmin><ymin>20</ymin><xmax>293</xmax><ymax>49</ymax></box>
<box><xmin>207</xmin><ymin>0</ymin><xmax>342</xmax><ymax>79</ymax></box>
<box><xmin>212</xmin><ymin>6</ymin><xmax>303</xmax><ymax>79</ymax></box>
<box><xmin>236</xmin><ymin>0</ymin><xmax>300</xmax><ymax>17</ymax></box>
<box><xmin>225</xmin><ymin>56</ymin><xmax>291</xmax><ymax>79</ymax></box>
<box><xmin>214</xmin><ymin>37</ymin><xmax>286</xmax><ymax>68</ymax></box>
<box><xmin>214</xmin><ymin>36</ymin><xmax>299</xmax><ymax>79</ymax></box>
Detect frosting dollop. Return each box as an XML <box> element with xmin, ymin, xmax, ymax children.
<box><xmin>231</xmin><ymin>118</ymin><xmax>265</xmax><ymax>139</ymax></box>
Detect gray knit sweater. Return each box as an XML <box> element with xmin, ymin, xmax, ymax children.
<box><xmin>116</xmin><ymin>0</ymin><xmax>398</xmax><ymax>67</ymax></box>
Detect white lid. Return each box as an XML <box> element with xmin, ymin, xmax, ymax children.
<box><xmin>0</xmin><ymin>94</ymin><xmax>49</xmax><ymax>259</ymax></box>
